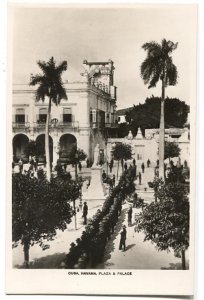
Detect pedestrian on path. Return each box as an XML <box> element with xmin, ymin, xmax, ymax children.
<box><xmin>133</xmin><ymin>192</ymin><xmax>138</xmax><ymax>208</ymax></box>
<box><xmin>109</xmin><ymin>159</ymin><xmax>113</xmax><ymax>173</ymax></box>
<box><xmin>119</xmin><ymin>225</ymin><xmax>127</xmax><ymax>251</ymax></box>
<box><xmin>127</xmin><ymin>206</ymin><xmax>133</xmax><ymax>226</ymax></box>
<box><xmin>82</xmin><ymin>202</ymin><xmax>88</xmax><ymax>225</ymax></box>
<box><xmin>102</xmin><ymin>170</ymin><xmax>107</xmax><ymax>182</ymax></box>
<box><xmin>78</xmin><ymin>161</ymin><xmax>82</xmax><ymax>172</ymax></box>
<box><xmin>141</xmin><ymin>162</ymin><xmax>145</xmax><ymax>173</ymax></box>
<box><xmin>18</xmin><ymin>158</ymin><xmax>23</xmax><ymax>173</ymax></box>
<box><xmin>139</xmin><ymin>172</ymin><xmax>142</xmax><ymax>185</ymax></box>
<box><xmin>112</xmin><ymin>174</ymin><xmax>115</xmax><ymax>187</ymax></box>
<box><xmin>147</xmin><ymin>159</ymin><xmax>150</xmax><ymax>168</ymax></box>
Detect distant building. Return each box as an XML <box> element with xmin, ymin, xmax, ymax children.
<box><xmin>116</xmin><ymin>107</ymin><xmax>132</xmax><ymax>124</ymax></box>
<box><xmin>12</xmin><ymin>59</ymin><xmax>118</xmax><ymax>166</ymax></box>
<box><xmin>107</xmin><ymin>127</ymin><xmax>190</xmax><ymax>166</ymax></box>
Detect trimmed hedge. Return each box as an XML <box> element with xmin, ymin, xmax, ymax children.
<box><xmin>64</xmin><ymin>167</ymin><xmax>135</xmax><ymax>268</ymax></box>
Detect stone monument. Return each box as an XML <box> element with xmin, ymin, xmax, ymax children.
<box><xmin>83</xmin><ymin>144</ymin><xmax>106</xmax><ymax>201</ymax></box>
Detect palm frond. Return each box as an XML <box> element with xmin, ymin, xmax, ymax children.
<box><xmin>29</xmin><ymin>74</ymin><xmax>45</xmax><ymax>86</ymax></box>
<box><xmin>141</xmin><ymin>39</ymin><xmax>178</xmax><ymax>89</ymax></box>
<box><xmin>56</xmin><ymin>61</ymin><xmax>68</xmax><ymax>75</ymax></box>
<box><xmin>30</xmin><ymin>57</ymin><xmax>68</xmax><ymax>104</ymax></box>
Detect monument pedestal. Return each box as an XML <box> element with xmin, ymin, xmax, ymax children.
<box><xmin>83</xmin><ymin>165</ymin><xmax>106</xmax><ymax>201</ymax></box>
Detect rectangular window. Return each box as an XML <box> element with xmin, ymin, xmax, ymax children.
<box><xmin>39</xmin><ymin>108</ymin><xmax>47</xmax><ymax>123</ymax></box>
<box><xmin>15</xmin><ymin>108</ymin><xmax>25</xmax><ymax>123</ymax></box>
<box><xmin>63</xmin><ymin>108</ymin><xmax>72</xmax><ymax>123</ymax></box>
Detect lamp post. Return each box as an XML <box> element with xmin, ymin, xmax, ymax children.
<box><xmin>75</xmin><ymin>153</ymin><xmax>78</xmax><ymax>179</ymax></box>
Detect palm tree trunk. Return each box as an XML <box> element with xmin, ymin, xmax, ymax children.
<box><xmin>45</xmin><ymin>97</ymin><xmax>51</xmax><ymax>181</ymax></box>
<box><xmin>159</xmin><ymin>79</ymin><xmax>165</xmax><ymax>180</ymax></box>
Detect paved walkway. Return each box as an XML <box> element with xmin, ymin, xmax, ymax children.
<box><xmin>13</xmin><ymin>161</ymin><xmax>175</xmax><ymax>269</ymax></box>
<box><xmin>12</xmin><ymin>198</ymin><xmax>104</xmax><ymax>267</ymax></box>
<box><xmin>97</xmin><ymin>202</ymin><xmax>188</xmax><ymax>270</ymax></box>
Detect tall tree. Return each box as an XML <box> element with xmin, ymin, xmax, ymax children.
<box><xmin>141</xmin><ymin>39</ymin><xmax>178</xmax><ymax>179</ymax></box>
<box><xmin>12</xmin><ymin>172</ymin><xmax>81</xmax><ymax>268</ymax></box>
<box><xmin>112</xmin><ymin>143</ymin><xmax>132</xmax><ymax>179</ymax></box>
<box><xmin>135</xmin><ymin>181</ymin><xmax>189</xmax><ymax>270</ymax></box>
<box><xmin>30</xmin><ymin>57</ymin><xmax>68</xmax><ymax>181</ymax></box>
<box><xmin>68</xmin><ymin>145</ymin><xmax>87</xmax><ymax>178</ymax></box>
<box><xmin>165</xmin><ymin>141</ymin><xmax>181</xmax><ymax>163</ymax></box>
<box><xmin>125</xmin><ymin>97</ymin><xmax>189</xmax><ymax>133</ymax></box>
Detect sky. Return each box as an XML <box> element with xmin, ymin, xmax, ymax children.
<box><xmin>11</xmin><ymin>4</ymin><xmax>197</xmax><ymax>109</ymax></box>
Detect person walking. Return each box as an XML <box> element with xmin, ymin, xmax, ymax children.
<box><xmin>133</xmin><ymin>192</ymin><xmax>138</xmax><ymax>208</ymax></box>
<box><xmin>86</xmin><ymin>158</ymin><xmax>90</xmax><ymax>168</ymax></box>
<box><xmin>102</xmin><ymin>170</ymin><xmax>107</xmax><ymax>182</ymax></box>
<box><xmin>127</xmin><ymin>206</ymin><xmax>133</xmax><ymax>226</ymax></box>
<box><xmin>139</xmin><ymin>172</ymin><xmax>142</xmax><ymax>185</ymax></box>
<box><xmin>141</xmin><ymin>162</ymin><xmax>145</xmax><ymax>173</ymax></box>
<box><xmin>33</xmin><ymin>156</ymin><xmax>38</xmax><ymax>172</ymax></box>
<box><xmin>133</xmin><ymin>158</ymin><xmax>136</xmax><ymax>166</ymax></box>
<box><xmin>124</xmin><ymin>162</ymin><xmax>127</xmax><ymax>171</ymax></box>
<box><xmin>18</xmin><ymin>158</ymin><xmax>23</xmax><ymax>173</ymax></box>
<box><xmin>119</xmin><ymin>225</ymin><xmax>127</xmax><ymax>251</ymax></box>
<box><xmin>109</xmin><ymin>159</ymin><xmax>113</xmax><ymax>173</ymax></box>
<box><xmin>78</xmin><ymin>161</ymin><xmax>82</xmax><ymax>172</ymax></box>
<box><xmin>147</xmin><ymin>159</ymin><xmax>150</xmax><ymax>168</ymax></box>
<box><xmin>82</xmin><ymin>202</ymin><xmax>88</xmax><ymax>225</ymax></box>
<box><xmin>112</xmin><ymin>174</ymin><xmax>115</xmax><ymax>187</ymax></box>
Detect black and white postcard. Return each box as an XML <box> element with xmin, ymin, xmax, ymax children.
<box><xmin>6</xmin><ymin>3</ymin><xmax>197</xmax><ymax>296</ymax></box>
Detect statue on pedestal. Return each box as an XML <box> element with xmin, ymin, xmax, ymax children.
<box><xmin>93</xmin><ymin>144</ymin><xmax>100</xmax><ymax>167</ymax></box>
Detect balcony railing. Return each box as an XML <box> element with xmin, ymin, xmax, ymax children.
<box><xmin>57</xmin><ymin>121</ymin><xmax>79</xmax><ymax>130</ymax></box>
<box><xmin>12</xmin><ymin>122</ymin><xmax>30</xmax><ymax>130</ymax></box>
<box><xmin>91</xmin><ymin>122</ymin><xmax>119</xmax><ymax>129</ymax></box>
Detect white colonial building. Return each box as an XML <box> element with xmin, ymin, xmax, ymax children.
<box><xmin>12</xmin><ymin>60</ymin><xmax>118</xmax><ymax>166</ymax></box>
<box><xmin>107</xmin><ymin>127</ymin><xmax>190</xmax><ymax>167</ymax></box>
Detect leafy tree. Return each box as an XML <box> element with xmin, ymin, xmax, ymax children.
<box><xmin>165</xmin><ymin>141</ymin><xmax>181</xmax><ymax>162</ymax></box>
<box><xmin>148</xmin><ymin>177</ymin><xmax>164</xmax><ymax>203</ymax></box>
<box><xmin>135</xmin><ymin>181</ymin><xmax>189</xmax><ymax>269</ymax></box>
<box><xmin>126</xmin><ymin>97</ymin><xmax>189</xmax><ymax>132</ymax></box>
<box><xmin>112</xmin><ymin>143</ymin><xmax>132</xmax><ymax>178</ymax></box>
<box><xmin>68</xmin><ymin>145</ymin><xmax>87</xmax><ymax>164</ymax></box>
<box><xmin>12</xmin><ymin>172</ymin><xmax>81</xmax><ymax>268</ymax></box>
<box><xmin>68</xmin><ymin>145</ymin><xmax>87</xmax><ymax>178</ymax></box>
<box><xmin>117</xmin><ymin>123</ymin><xmax>129</xmax><ymax>138</ymax></box>
<box><xmin>141</xmin><ymin>39</ymin><xmax>178</xmax><ymax>180</ymax></box>
<box><xmin>30</xmin><ymin>57</ymin><xmax>68</xmax><ymax>181</ymax></box>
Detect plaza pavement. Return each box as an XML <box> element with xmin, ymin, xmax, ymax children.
<box><xmin>97</xmin><ymin>202</ymin><xmax>188</xmax><ymax>270</ymax></box>
<box><xmin>13</xmin><ymin>161</ymin><xmax>183</xmax><ymax>269</ymax></box>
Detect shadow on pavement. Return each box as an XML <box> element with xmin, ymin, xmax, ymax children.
<box><xmin>14</xmin><ymin>252</ymin><xmax>66</xmax><ymax>269</ymax></box>
<box><xmin>97</xmin><ymin>207</ymin><xmax>128</xmax><ymax>268</ymax></box>
<box><xmin>125</xmin><ymin>243</ymin><xmax>136</xmax><ymax>251</ymax></box>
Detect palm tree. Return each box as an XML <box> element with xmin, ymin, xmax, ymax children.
<box><xmin>30</xmin><ymin>57</ymin><xmax>68</xmax><ymax>181</ymax></box>
<box><xmin>141</xmin><ymin>39</ymin><xmax>178</xmax><ymax>179</ymax></box>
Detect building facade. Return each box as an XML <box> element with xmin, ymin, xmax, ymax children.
<box><xmin>12</xmin><ymin>60</ymin><xmax>117</xmax><ymax>166</ymax></box>
<box><xmin>107</xmin><ymin>127</ymin><xmax>190</xmax><ymax>167</ymax></box>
